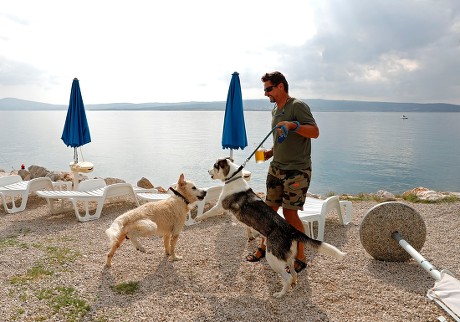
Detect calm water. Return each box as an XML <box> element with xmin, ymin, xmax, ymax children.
<box><xmin>1</xmin><ymin>110</ymin><xmax>459</xmax><ymax>196</ymax></box>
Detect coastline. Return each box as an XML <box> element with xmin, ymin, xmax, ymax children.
<box><xmin>2</xmin><ymin>111</ymin><xmax>460</xmax><ymax>196</ymax></box>
<box><xmin>1</xmin><ymin>182</ymin><xmax>459</xmax><ymax>320</ymax></box>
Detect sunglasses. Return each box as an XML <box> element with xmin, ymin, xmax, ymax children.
<box><xmin>264</xmin><ymin>85</ymin><xmax>277</xmax><ymax>92</ymax></box>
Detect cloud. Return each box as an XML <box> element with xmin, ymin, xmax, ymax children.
<box><xmin>0</xmin><ymin>0</ymin><xmax>459</xmax><ymax>104</ymax></box>
<box><xmin>0</xmin><ymin>57</ymin><xmax>45</xmax><ymax>86</ymax></box>
<box><xmin>278</xmin><ymin>0</ymin><xmax>460</xmax><ymax>103</ymax></box>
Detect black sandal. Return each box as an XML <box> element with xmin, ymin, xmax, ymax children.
<box><xmin>285</xmin><ymin>258</ymin><xmax>307</xmax><ymax>273</ymax></box>
<box><xmin>294</xmin><ymin>258</ymin><xmax>307</xmax><ymax>273</ymax></box>
<box><xmin>246</xmin><ymin>248</ymin><xmax>266</xmax><ymax>262</ymax></box>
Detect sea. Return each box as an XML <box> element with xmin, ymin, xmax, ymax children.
<box><xmin>1</xmin><ymin>110</ymin><xmax>459</xmax><ymax>196</ymax></box>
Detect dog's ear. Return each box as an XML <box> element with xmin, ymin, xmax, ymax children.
<box><xmin>178</xmin><ymin>173</ymin><xmax>185</xmax><ymax>186</ymax></box>
<box><xmin>226</xmin><ymin>157</ymin><xmax>234</xmax><ymax>163</ymax></box>
<box><xmin>218</xmin><ymin>159</ymin><xmax>227</xmax><ymax>169</ymax></box>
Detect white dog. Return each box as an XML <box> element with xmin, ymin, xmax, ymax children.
<box><xmin>195</xmin><ymin>158</ymin><xmax>346</xmax><ymax>298</ymax></box>
<box><xmin>105</xmin><ymin>174</ymin><xmax>206</xmax><ymax>267</ymax></box>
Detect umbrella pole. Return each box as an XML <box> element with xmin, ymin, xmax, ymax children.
<box><xmin>392</xmin><ymin>232</ymin><xmax>442</xmax><ymax>281</ymax></box>
<box><xmin>230</xmin><ymin>149</ymin><xmax>234</xmax><ymax>160</ymax></box>
<box><xmin>74</xmin><ymin>148</ymin><xmax>78</xmax><ymax>164</ymax></box>
<box><xmin>72</xmin><ymin>147</ymin><xmax>79</xmax><ymax>190</ymax></box>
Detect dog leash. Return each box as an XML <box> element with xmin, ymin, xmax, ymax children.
<box><xmin>226</xmin><ymin>125</ymin><xmax>288</xmax><ymax>184</ymax></box>
<box><xmin>241</xmin><ymin>125</ymin><xmax>288</xmax><ymax>168</ymax></box>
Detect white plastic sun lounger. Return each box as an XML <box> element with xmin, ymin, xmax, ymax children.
<box><xmin>37</xmin><ymin>179</ymin><xmax>141</xmax><ymax>222</ymax></box>
<box><xmin>277</xmin><ymin>196</ymin><xmax>352</xmax><ymax>241</ymax></box>
<box><xmin>0</xmin><ymin>175</ymin><xmax>71</xmax><ymax>214</ymax></box>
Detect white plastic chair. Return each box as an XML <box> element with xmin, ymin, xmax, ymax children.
<box><xmin>278</xmin><ymin>196</ymin><xmax>352</xmax><ymax>241</ymax></box>
<box><xmin>37</xmin><ymin>179</ymin><xmax>140</xmax><ymax>222</ymax></box>
<box><xmin>0</xmin><ymin>175</ymin><xmax>64</xmax><ymax>214</ymax></box>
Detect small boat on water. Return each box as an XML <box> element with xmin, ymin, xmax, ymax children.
<box><xmin>401</xmin><ymin>115</ymin><xmax>408</xmax><ymax>119</ymax></box>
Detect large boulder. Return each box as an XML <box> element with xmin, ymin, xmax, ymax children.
<box><xmin>137</xmin><ymin>177</ymin><xmax>154</xmax><ymax>189</ymax></box>
<box><xmin>28</xmin><ymin>165</ymin><xmax>50</xmax><ymax>179</ymax></box>
<box><xmin>403</xmin><ymin>187</ymin><xmax>448</xmax><ymax>201</ymax></box>
<box><xmin>18</xmin><ymin>169</ymin><xmax>31</xmax><ymax>180</ymax></box>
<box><xmin>375</xmin><ymin>190</ymin><xmax>395</xmax><ymax>201</ymax></box>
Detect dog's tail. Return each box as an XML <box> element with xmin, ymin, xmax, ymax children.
<box><xmin>295</xmin><ymin>231</ymin><xmax>346</xmax><ymax>260</ymax></box>
<box><xmin>105</xmin><ymin>219</ymin><xmax>125</xmax><ymax>244</ymax></box>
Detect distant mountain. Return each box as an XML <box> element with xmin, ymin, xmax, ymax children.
<box><xmin>1</xmin><ymin>97</ymin><xmax>459</xmax><ymax>112</ymax></box>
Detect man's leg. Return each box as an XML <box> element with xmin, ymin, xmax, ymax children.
<box><xmin>246</xmin><ymin>170</ymin><xmax>282</xmax><ymax>262</ymax></box>
<box><xmin>281</xmin><ymin>168</ymin><xmax>311</xmax><ymax>269</ymax></box>
<box><xmin>283</xmin><ymin>208</ymin><xmax>306</xmax><ymax>263</ymax></box>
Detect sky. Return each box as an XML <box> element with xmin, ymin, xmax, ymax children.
<box><xmin>1</xmin><ymin>0</ymin><xmax>460</xmax><ymax>105</ymax></box>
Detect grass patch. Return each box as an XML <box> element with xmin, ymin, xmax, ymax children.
<box><xmin>9</xmin><ymin>307</ymin><xmax>25</xmax><ymax>321</ymax></box>
<box><xmin>27</xmin><ymin>264</ymin><xmax>54</xmax><ymax>279</ymax></box>
<box><xmin>341</xmin><ymin>193</ymin><xmax>382</xmax><ymax>202</ymax></box>
<box><xmin>0</xmin><ymin>228</ymin><xmax>31</xmax><ymax>251</ymax></box>
<box><xmin>37</xmin><ymin>287</ymin><xmax>90</xmax><ymax>321</ymax></box>
<box><xmin>402</xmin><ymin>193</ymin><xmax>459</xmax><ymax>203</ymax></box>
<box><xmin>3</xmin><ymin>234</ymin><xmax>86</xmax><ymax>321</ymax></box>
<box><xmin>10</xmin><ymin>264</ymin><xmax>54</xmax><ymax>285</ymax></box>
<box><xmin>44</xmin><ymin>245</ymin><xmax>80</xmax><ymax>265</ymax></box>
<box><xmin>9</xmin><ymin>244</ymin><xmax>79</xmax><ymax>285</ymax></box>
<box><xmin>111</xmin><ymin>281</ymin><xmax>140</xmax><ymax>295</ymax></box>
<box><xmin>0</xmin><ymin>236</ymin><xmax>28</xmax><ymax>250</ymax></box>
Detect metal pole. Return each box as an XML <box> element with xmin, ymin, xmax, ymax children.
<box><xmin>391</xmin><ymin>231</ymin><xmax>442</xmax><ymax>281</ymax></box>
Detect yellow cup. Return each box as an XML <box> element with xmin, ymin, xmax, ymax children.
<box><xmin>255</xmin><ymin>147</ymin><xmax>265</xmax><ymax>163</ymax></box>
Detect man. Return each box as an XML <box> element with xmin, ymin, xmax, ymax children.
<box><xmin>246</xmin><ymin>71</ymin><xmax>319</xmax><ymax>273</ymax></box>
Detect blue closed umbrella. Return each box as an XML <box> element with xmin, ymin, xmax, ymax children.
<box><xmin>222</xmin><ymin>72</ymin><xmax>248</xmax><ymax>158</ymax></box>
<box><xmin>61</xmin><ymin>78</ymin><xmax>91</xmax><ymax>164</ymax></box>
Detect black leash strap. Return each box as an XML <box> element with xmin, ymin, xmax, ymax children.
<box><xmin>225</xmin><ymin>126</ymin><xmax>280</xmax><ymax>185</ymax></box>
<box><xmin>241</xmin><ymin>126</ymin><xmax>279</xmax><ymax>168</ymax></box>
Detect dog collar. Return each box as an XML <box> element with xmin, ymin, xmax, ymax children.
<box><xmin>168</xmin><ymin>187</ymin><xmax>190</xmax><ymax>205</ymax></box>
<box><xmin>225</xmin><ymin>165</ymin><xmax>244</xmax><ymax>185</ymax></box>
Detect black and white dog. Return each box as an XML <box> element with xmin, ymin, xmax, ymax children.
<box><xmin>195</xmin><ymin>157</ymin><xmax>346</xmax><ymax>298</ymax></box>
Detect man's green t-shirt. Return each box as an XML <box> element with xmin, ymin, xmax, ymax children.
<box><xmin>270</xmin><ymin>98</ymin><xmax>317</xmax><ymax>170</ymax></box>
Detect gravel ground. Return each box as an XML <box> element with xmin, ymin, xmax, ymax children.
<box><xmin>0</xmin><ymin>195</ymin><xmax>459</xmax><ymax>321</ymax></box>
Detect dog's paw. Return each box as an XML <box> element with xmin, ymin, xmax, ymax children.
<box><xmin>272</xmin><ymin>291</ymin><xmax>286</xmax><ymax>298</ymax></box>
<box><xmin>169</xmin><ymin>254</ymin><xmax>182</xmax><ymax>261</ymax></box>
<box><xmin>194</xmin><ymin>215</ymin><xmax>204</xmax><ymax>222</ymax></box>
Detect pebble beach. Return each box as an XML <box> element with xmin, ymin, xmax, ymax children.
<box><xmin>0</xmin><ymin>192</ymin><xmax>459</xmax><ymax>321</ymax></box>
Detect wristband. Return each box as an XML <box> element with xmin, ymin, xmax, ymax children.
<box><xmin>291</xmin><ymin>121</ymin><xmax>300</xmax><ymax>132</ymax></box>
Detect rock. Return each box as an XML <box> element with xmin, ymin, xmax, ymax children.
<box><xmin>375</xmin><ymin>190</ymin><xmax>395</xmax><ymax>201</ymax></box>
<box><xmin>137</xmin><ymin>177</ymin><xmax>154</xmax><ymax>189</ymax></box>
<box><xmin>62</xmin><ymin>172</ymin><xmax>73</xmax><ymax>181</ymax></box>
<box><xmin>307</xmin><ymin>192</ymin><xmax>322</xmax><ymax>199</ymax></box>
<box><xmin>403</xmin><ymin>187</ymin><xmax>430</xmax><ymax>197</ymax></box>
<box><xmin>403</xmin><ymin>187</ymin><xmax>447</xmax><ymax>201</ymax></box>
<box><xmin>104</xmin><ymin>177</ymin><xmax>126</xmax><ymax>185</ymax></box>
<box><xmin>28</xmin><ymin>165</ymin><xmax>49</xmax><ymax>178</ymax></box>
<box><xmin>46</xmin><ymin>171</ymin><xmax>65</xmax><ymax>182</ymax></box>
<box><xmin>18</xmin><ymin>169</ymin><xmax>31</xmax><ymax>180</ymax></box>
<box><xmin>156</xmin><ymin>186</ymin><xmax>167</xmax><ymax>193</ymax></box>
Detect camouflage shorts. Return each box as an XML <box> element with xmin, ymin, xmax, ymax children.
<box><xmin>265</xmin><ymin>165</ymin><xmax>312</xmax><ymax>210</ymax></box>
